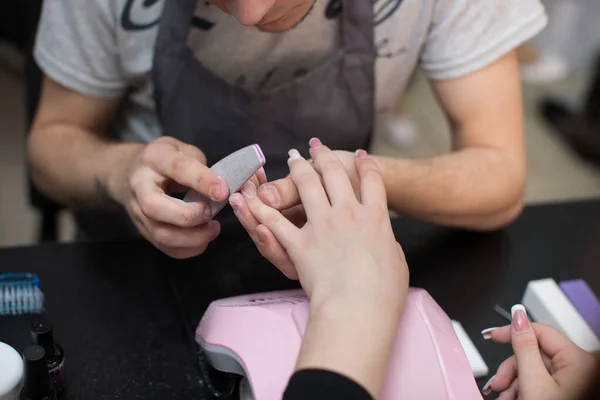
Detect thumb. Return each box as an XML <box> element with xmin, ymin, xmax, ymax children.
<box><xmin>510</xmin><ymin>304</ymin><xmax>554</xmax><ymax>392</ymax></box>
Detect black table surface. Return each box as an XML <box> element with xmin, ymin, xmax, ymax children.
<box><xmin>1</xmin><ymin>200</ymin><xmax>600</xmax><ymax>399</ymax></box>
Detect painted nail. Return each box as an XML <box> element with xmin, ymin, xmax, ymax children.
<box><xmin>309</xmin><ymin>138</ymin><xmax>323</xmax><ymax>148</ymax></box>
<box><xmin>241</xmin><ymin>182</ymin><xmax>256</xmax><ymax>198</ymax></box>
<box><xmin>288</xmin><ymin>149</ymin><xmax>302</xmax><ymax>161</ymax></box>
<box><xmin>511</xmin><ymin>304</ymin><xmax>530</xmax><ymax>333</ymax></box>
<box><xmin>260</xmin><ymin>184</ymin><xmax>281</xmax><ymax>207</ymax></box>
<box><xmin>355</xmin><ymin>149</ymin><xmax>368</xmax><ymax>158</ymax></box>
<box><xmin>209</xmin><ymin>181</ymin><xmax>226</xmax><ymax>201</ymax></box>
<box><xmin>481</xmin><ymin>327</ymin><xmax>499</xmax><ymax>340</ymax></box>
<box><xmin>482</xmin><ymin>374</ymin><xmax>495</xmax><ymax>395</ymax></box>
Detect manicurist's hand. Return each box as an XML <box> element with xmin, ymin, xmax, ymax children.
<box><xmin>482</xmin><ymin>305</ymin><xmax>598</xmax><ymax>400</ymax></box>
<box><xmin>229</xmin><ymin>138</ymin><xmax>362</xmax><ymax>278</ymax></box>
<box><xmin>112</xmin><ymin>136</ymin><xmax>266</xmax><ymax>259</ymax></box>
<box><xmin>231</xmin><ymin>142</ymin><xmax>409</xmax><ymax>398</ymax></box>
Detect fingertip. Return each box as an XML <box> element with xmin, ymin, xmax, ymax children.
<box><xmin>355</xmin><ymin>149</ymin><xmax>368</xmax><ymax>158</ymax></box>
<box><xmin>481</xmin><ymin>327</ymin><xmax>499</xmax><ymax>340</ymax></box>
<box><xmin>256</xmin><ymin>224</ymin><xmax>268</xmax><ymax>246</ymax></box>
<box><xmin>208</xmin><ymin>176</ymin><xmax>229</xmax><ymax>202</ymax></box>
<box><xmin>229</xmin><ymin>193</ymin><xmax>244</xmax><ymax>213</ymax></box>
<box><xmin>288</xmin><ymin>149</ymin><xmax>303</xmax><ymax>162</ymax></box>
<box><xmin>208</xmin><ymin>219</ymin><xmax>221</xmax><ymax>233</ymax></box>
<box><xmin>511</xmin><ymin>304</ymin><xmax>531</xmax><ymax>334</ymax></box>
<box><xmin>309</xmin><ymin>137</ymin><xmax>323</xmax><ymax>148</ymax></box>
<box><xmin>241</xmin><ymin>180</ymin><xmax>257</xmax><ymax>199</ymax></box>
<box><xmin>258</xmin><ymin>184</ymin><xmax>282</xmax><ymax>208</ymax></box>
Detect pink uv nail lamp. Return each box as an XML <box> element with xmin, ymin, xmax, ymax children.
<box><xmin>196</xmin><ymin>288</ymin><xmax>483</xmax><ymax>400</ymax></box>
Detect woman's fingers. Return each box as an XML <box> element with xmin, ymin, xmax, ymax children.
<box><xmin>255</xmin><ymin>224</ymin><xmax>298</xmax><ymax>280</ymax></box>
<box><xmin>230</xmin><ymin>192</ymin><xmax>261</xmax><ymax>242</ymax></box>
<box><xmin>485</xmin><ymin>356</ymin><xmax>518</xmax><ymax>395</ymax></box>
<box><xmin>509</xmin><ymin>305</ymin><xmax>557</xmax><ymax>395</ymax></box>
<box><xmin>308</xmin><ymin>139</ymin><xmax>356</xmax><ymax>204</ymax></box>
<box><xmin>496</xmin><ymin>378</ymin><xmax>519</xmax><ymax>400</ymax></box>
<box><xmin>239</xmin><ymin>181</ymin><xmax>300</xmax><ymax>249</ymax></box>
<box><xmin>355</xmin><ymin>150</ymin><xmax>387</xmax><ymax>208</ymax></box>
<box><xmin>288</xmin><ymin>149</ymin><xmax>330</xmax><ymax>220</ymax></box>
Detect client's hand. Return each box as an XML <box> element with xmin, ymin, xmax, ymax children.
<box><xmin>230</xmin><ymin>142</ymin><xmax>408</xmax><ymax>398</ymax></box>
<box><xmin>483</xmin><ymin>305</ymin><xmax>598</xmax><ymax>400</ymax></box>
<box><xmin>229</xmin><ymin>139</ymin><xmax>364</xmax><ymax>279</ymax></box>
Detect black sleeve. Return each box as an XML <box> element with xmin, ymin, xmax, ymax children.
<box><xmin>282</xmin><ymin>369</ymin><xmax>373</xmax><ymax>400</ymax></box>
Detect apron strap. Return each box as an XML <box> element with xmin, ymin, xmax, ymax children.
<box><xmin>342</xmin><ymin>0</ymin><xmax>375</xmax><ymax>58</ymax></box>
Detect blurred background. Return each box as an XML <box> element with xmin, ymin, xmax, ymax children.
<box><xmin>1</xmin><ymin>0</ymin><xmax>599</xmax><ymax>248</ymax></box>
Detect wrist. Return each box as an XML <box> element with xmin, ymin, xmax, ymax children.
<box><xmin>309</xmin><ymin>290</ymin><xmax>404</xmax><ymax>329</ymax></box>
<box><xmin>103</xmin><ymin>142</ymin><xmax>146</xmax><ymax>206</ymax></box>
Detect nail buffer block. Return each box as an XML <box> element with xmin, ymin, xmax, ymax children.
<box><xmin>451</xmin><ymin>320</ymin><xmax>489</xmax><ymax>378</ymax></box>
<box><xmin>559</xmin><ymin>279</ymin><xmax>600</xmax><ymax>340</ymax></box>
<box><xmin>522</xmin><ymin>278</ymin><xmax>600</xmax><ymax>356</ymax></box>
<box><xmin>184</xmin><ymin>144</ymin><xmax>266</xmax><ymax>218</ymax></box>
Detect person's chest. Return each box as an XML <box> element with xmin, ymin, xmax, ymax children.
<box><xmin>116</xmin><ymin>0</ymin><xmax>433</xmax><ymax>97</ymax></box>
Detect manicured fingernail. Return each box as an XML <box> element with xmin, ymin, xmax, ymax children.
<box><xmin>511</xmin><ymin>304</ymin><xmax>530</xmax><ymax>333</ymax></box>
<box><xmin>241</xmin><ymin>182</ymin><xmax>256</xmax><ymax>198</ymax></box>
<box><xmin>482</xmin><ymin>374</ymin><xmax>495</xmax><ymax>395</ymax></box>
<box><xmin>481</xmin><ymin>327</ymin><xmax>499</xmax><ymax>340</ymax></box>
<box><xmin>309</xmin><ymin>138</ymin><xmax>323</xmax><ymax>148</ymax></box>
<box><xmin>260</xmin><ymin>184</ymin><xmax>281</xmax><ymax>207</ymax></box>
<box><xmin>355</xmin><ymin>149</ymin><xmax>368</xmax><ymax>158</ymax></box>
<box><xmin>288</xmin><ymin>149</ymin><xmax>302</xmax><ymax>161</ymax></box>
<box><xmin>209</xmin><ymin>181</ymin><xmax>227</xmax><ymax>201</ymax></box>
<box><xmin>257</xmin><ymin>229</ymin><xmax>267</xmax><ymax>246</ymax></box>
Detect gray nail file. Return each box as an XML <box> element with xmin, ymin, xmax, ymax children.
<box><xmin>183</xmin><ymin>144</ymin><xmax>266</xmax><ymax>218</ymax></box>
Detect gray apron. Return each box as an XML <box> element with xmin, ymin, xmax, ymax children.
<box><xmin>75</xmin><ymin>0</ymin><xmax>376</xmax><ymax>240</ymax></box>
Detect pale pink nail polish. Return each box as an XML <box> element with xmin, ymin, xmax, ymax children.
<box><xmin>482</xmin><ymin>374</ymin><xmax>495</xmax><ymax>395</ymax></box>
<box><xmin>309</xmin><ymin>138</ymin><xmax>323</xmax><ymax>148</ymax></box>
<box><xmin>355</xmin><ymin>149</ymin><xmax>368</xmax><ymax>158</ymax></box>
<box><xmin>288</xmin><ymin>149</ymin><xmax>302</xmax><ymax>161</ymax></box>
<box><xmin>511</xmin><ymin>304</ymin><xmax>530</xmax><ymax>333</ymax></box>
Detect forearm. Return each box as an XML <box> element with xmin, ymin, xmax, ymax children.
<box><xmin>374</xmin><ymin>146</ymin><xmax>525</xmax><ymax>230</ymax></box>
<box><xmin>28</xmin><ymin>123</ymin><xmax>143</xmax><ymax>210</ymax></box>
<box><xmin>296</xmin><ymin>297</ymin><xmax>403</xmax><ymax>398</ymax></box>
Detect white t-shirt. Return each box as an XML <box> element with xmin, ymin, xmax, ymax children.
<box><xmin>34</xmin><ymin>0</ymin><xmax>548</xmax><ymax>143</ymax></box>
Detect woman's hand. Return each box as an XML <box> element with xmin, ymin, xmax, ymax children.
<box><xmin>229</xmin><ymin>140</ymin><xmax>366</xmax><ymax>280</ymax></box>
<box><xmin>230</xmin><ymin>141</ymin><xmax>409</xmax><ymax>398</ymax></box>
<box><xmin>482</xmin><ymin>305</ymin><xmax>598</xmax><ymax>400</ymax></box>
<box><xmin>230</xmin><ymin>140</ymin><xmax>407</xmax><ymax>306</ymax></box>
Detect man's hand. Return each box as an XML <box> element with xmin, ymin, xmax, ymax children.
<box><xmin>110</xmin><ymin>136</ymin><xmax>266</xmax><ymax>259</ymax></box>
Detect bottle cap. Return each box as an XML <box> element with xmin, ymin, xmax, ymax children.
<box><xmin>30</xmin><ymin>320</ymin><xmax>54</xmax><ymax>355</ymax></box>
<box><xmin>0</xmin><ymin>342</ymin><xmax>23</xmax><ymax>400</ymax></box>
<box><xmin>21</xmin><ymin>345</ymin><xmax>54</xmax><ymax>400</ymax></box>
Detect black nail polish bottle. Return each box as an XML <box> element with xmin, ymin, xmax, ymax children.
<box><xmin>30</xmin><ymin>320</ymin><xmax>65</xmax><ymax>394</ymax></box>
<box><xmin>20</xmin><ymin>345</ymin><xmax>57</xmax><ymax>400</ymax></box>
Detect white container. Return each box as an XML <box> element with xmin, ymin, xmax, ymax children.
<box><xmin>0</xmin><ymin>342</ymin><xmax>23</xmax><ymax>400</ymax></box>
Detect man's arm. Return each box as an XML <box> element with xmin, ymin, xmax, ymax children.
<box><xmin>27</xmin><ymin>76</ymin><xmax>144</xmax><ymax>210</ymax></box>
<box><xmin>375</xmin><ymin>51</ymin><xmax>526</xmax><ymax>230</ymax></box>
